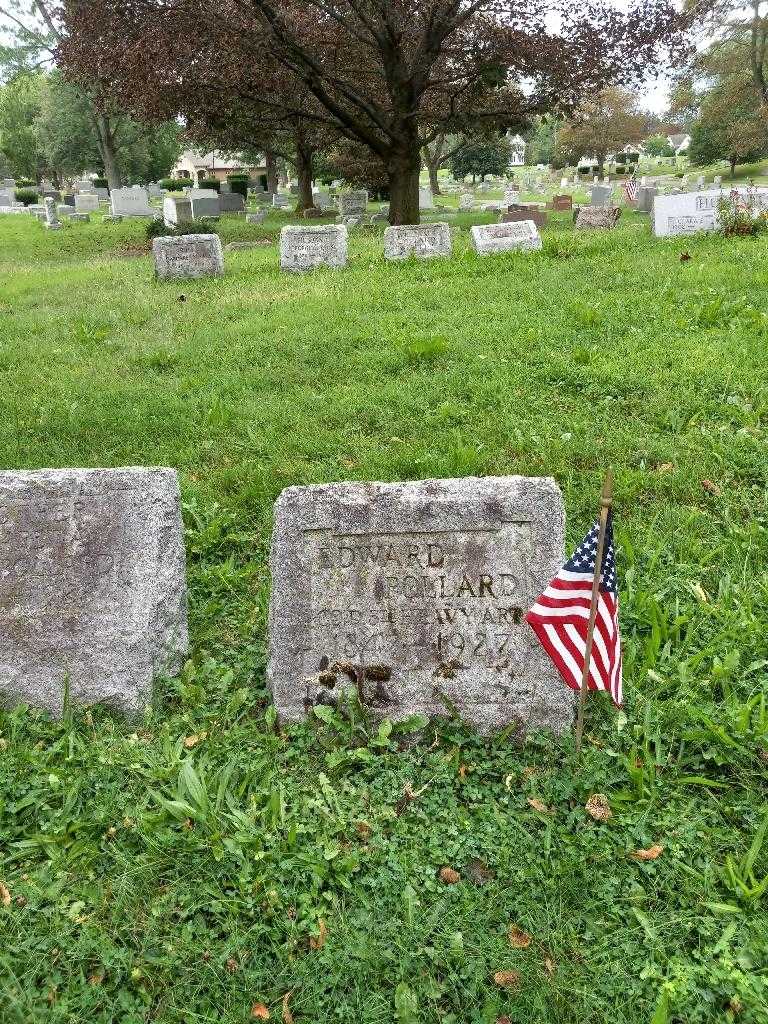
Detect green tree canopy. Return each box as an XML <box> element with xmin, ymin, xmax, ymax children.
<box><xmin>449</xmin><ymin>136</ymin><xmax>512</xmax><ymax>182</ymax></box>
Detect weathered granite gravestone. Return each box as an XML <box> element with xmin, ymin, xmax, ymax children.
<box><xmin>551</xmin><ymin>194</ymin><xmax>572</xmax><ymax>212</ymax></box>
<box><xmin>272</xmin><ymin>194</ymin><xmax>291</xmax><ymax>209</ymax></box>
<box><xmin>338</xmin><ymin>191</ymin><xmax>367</xmax><ymax>217</ymax></box>
<box><xmin>74</xmin><ymin>193</ymin><xmax>99</xmax><ymax>214</ymax></box>
<box><xmin>69</xmin><ymin>213</ymin><xmax>91</xmax><ymax>223</ymax></box>
<box><xmin>471</xmin><ymin>221</ymin><xmax>542</xmax><ymax>254</ymax></box>
<box><xmin>459</xmin><ymin>193</ymin><xmax>474</xmax><ymax>211</ymax></box>
<box><xmin>189</xmin><ymin>189</ymin><xmax>221</xmax><ymax>218</ymax></box>
<box><xmin>636</xmin><ymin>185</ymin><xmax>657</xmax><ymax>214</ymax></box>
<box><xmin>501</xmin><ymin>206</ymin><xmax>547</xmax><ymax>229</ymax></box>
<box><xmin>152</xmin><ymin>233</ymin><xmax>224</xmax><ymax>280</ymax></box>
<box><xmin>280</xmin><ymin>224</ymin><xmax>348</xmax><ymax>272</ymax></box>
<box><xmin>246</xmin><ymin>211</ymin><xmax>266</xmax><ymax>224</ymax></box>
<box><xmin>44</xmin><ymin>197</ymin><xmax>60</xmax><ymax>231</ymax></box>
<box><xmin>0</xmin><ymin>467</ymin><xmax>188</xmax><ymax>716</ymax></box>
<box><xmin>589</xmin><ymin>185</ymin><xmax>612</xmax><ymax>207</ymax></box>
<box><xmin>219</xmin><ymin>192</ymin><xmax>245</xmax><ymax>213</ymax></box>
<box><xmin>0</xmin><ymin>188</ymin><xmax>14</xmax><ymax>207</ymax></box>
<box><xmin>575</xmin><ymin>206</ymin><xmax>621</xmax><ymax>230</ymax></box>
<box><xmin>111</xmin><ymin>187</ymin><xmax>154</xmax><ymax>217</ymax></box>
<box><xmin>418</xmin><ymin>187</ymin><xmax>434</xmax><ymax>210</ymax></box>
<box><xmin>383</xmin><ymin>222</ymin><xmax>451</xmax><ymax>261</ymax></box>
<box><xmin>267</xmin><ymin>476</ymin><xmax>573</xmax><ymax>735</ymax></box>
<box><xmin>163</xmin><ymin>195</ymin><xmax>192</xmax><ymax>227</ymax></box>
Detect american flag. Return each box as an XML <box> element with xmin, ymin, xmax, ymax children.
<box><xmin>622</xmin><ymin>179</ymin><xmax>638</xmax><ymax>203</ymax></box>
<box><xmin>526</xmin><ymin>513</ymin><xmax>623</xmax><ymax>706</ymax></box>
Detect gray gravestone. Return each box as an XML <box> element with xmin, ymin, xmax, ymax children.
<box><xmin>152</xmin><ymin>233</ymin><xmax>224</xmax><ymax>280</ymax></box>
<box><xmin>419</xmin><ymin>187</ymin><xmax>435</xmax><ymax>210</ymax></box>
<box><xmin>69</xmin><ymin>213</ymin><xmax>91</xmax><ymax>223</ymax></box>
<box><xmin>383</xmin><ymin>222</ymin><xmax>451</xmax><ymax>261</ymax></box>
<box><xmin>0</xmin><ymin>467</ymin><xmax>188</xmax><ymax>716</ymax></box>
<box><xmin>219</xmin><ymin>192</ymin><xmax>245</xmax><ymax>213</ymax></box>
<box><xmin>163</xmin><ymin>195</ymin><xmax>192</xmax><ymax>227</ymax></box>
<box><xmin>272</xmin><ymin>194</ymin><xmax>291</xmax><ymax>209</ymax></box>
<box><xmin>246</xmin><ymin>211</ymin><xmax>266</xmax><ymax>224</ymax></box>
<box><xmin>575</xmin><ymin>206</ymin><xmax>621</xmax><ymax>230</ymax></box>
<box><xmin>44</xmin><ymin>197</ymin><xmax>60</xmax><ymax>230</ymax></box>
<box><xmin>267</xmin><ymin>476</ymin><xmax>573</xmax><ymax>735</ymax></box>
<box><xmin>74</xmin><ymin>194</ymin><xmax>99</xmax><ymax>214</ymax></box>
<box><xmin>470</xmin><ymin>221</ymin><xmax>542</xmax><ymax>254</ymax></box>
<box><xmin>589</xmin><ymin>185</ymin><xmax>612</xmax><ymax>207</ymax></box>
<box><xmin>111</xmin><ymin>187</ymin><xmax>154</xmax><ymax>217</ymax></box>
<box><xmin>279</xmin><ymin>224</ymin><xmax>348</xmax><ymax>272</ymax></box>
<box><xmin>636</xmin><ymin>186</ymin><xmax>657</xmax><ymax>214</ymax></box>
<box><xmin>338</xmin><ymin>191</ymin><xmax>367</xmax><ymax>216</ymax></box>
<box><xmin>189</xmin><ymin>189</ymin><xmax>221</xmax><ymax>218</ymax></box>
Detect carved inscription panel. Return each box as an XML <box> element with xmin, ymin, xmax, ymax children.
<box><xmin>268</xmin><ymin>477</ymin><xmax>574</xmax><ymax>735</ymax></box>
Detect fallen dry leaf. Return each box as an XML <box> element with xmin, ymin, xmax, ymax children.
<box><xmin>497</xmin><ymin>1018</ymin><xmax>512</xmax><ymax>1024</ymax></box>
<box><xmin>631</xmin><ymin>844</ymin><xmax>664</xmax><ymax>861</ymax></box>
<box><xmin>508</xmin><ymin>925</ymin><xmax>532</xmax><ymax>949</ymax></box>
<box><xmin>493</xmin><ymin>970</ymin><xmax>521</xmax><ymax>989</ymax></box>
<box><xmin>282</xmin><ymin>991</ymin><xmax>294</xmax><ymax>1024</ymax></box>
<box><xmin>655</xmin><ymin>462</ymin><xmax>674</xmax><ymax>474</ymax></box>
<box><xmin>225</xmin><ymin>957</ymin><xmax>238</xmax><ymax>973</ymax></box>
<box><xmin>680</xmin><ymin>252</ymin><xmax>691</xmax><ymax>262</ymax></box>
<box><xmin>88</xmin><ymin>973</ymin><xmax>104</xmax><ymax>986</ymax></box>
<box><xmin>585</xmin><ymin>793</ymin><xmax>612</xmax><ymax>822</ymax></box>
<box><xmin>458</xmin><ymin>764</ymin><xmax>468</xmax><ymax>779</ymax></box>
<box><xmin>183</xmin><ymin>732</ymin><xmax>207</xmax><ymax>749</ymax></box>
<box><xmin>251</xmin><ymin>1004</ymin><xmax>270</xmax><ymax>1020</ymax></box>
<box><xmin>527</xmin><ymin>797</ymin><xmax>552</xmax><ymax>814</ymax></box>
<box><xmin>702</xmin><ymin>479</ymin><xmax>721</xmax><ymax>496</ymax></box>
<box><xmin>309</xmin><ymin>917</ymin><xmax>328</xmax><ymax>950</ymax></box>
<box><xmin>0</xmin><ymin>882</ymin><xmax>10</xmax><ymax>907</ymax></box>
<box><xmin>544</xmin><ymin>957</ymin><xmax>556</xmax><ymax>977</ymax></box>
<box><xmin>354</xmin><ymin>821</ymin><xmax>371</xmax><ymax>840</ymax></box>
<box><xmin>439</xmin><ymin>866</ymin><xmax>461</xmax><ymax>884</ymax></box>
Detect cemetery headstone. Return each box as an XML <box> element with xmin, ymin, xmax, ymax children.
<box><xmin>0</xmin><ymin>467</ymin><xmax>188</xmax><ymax>716</ymax></box>
<box><xmin>315</xmin><ymin>190</ymin><xmax>333</xmax><ymax>210</ymax></box>
<box><xmin>267</xmin><ymin>476</ymin><xmax>573</xmax><ymax>735</ymax></box>
<box><xmin>219</xmin><ymin>192</ymin><xmax>245</xmax><ymax>213</ymax></box>
<box><xmin>163</xmin><ymin>196</ymin><xmax>192</xmax><ymax>227</ymax></box>
<box><xmin>338</xmin><ymin>191</ymin><xmax>367</xmax><ymax>217</ymax></box>
<box><xmin>651</xmin><ymin>188</ymin><xmax>768</xmax><ymax>236</ymax></box>
<box><xmin>459</xmin><ymin>193</ymin><xmax>474</xmax><ymax>210</ymax></box>
<box><xmin>246</xmin><ymin>211</ymin><xmax>266</xmax><ymax>224</ymax></box>
<box><xmin>40</xmin><ymin>189</ymin><xmax>61</xmax><ymax>202</ymax></box>
<box><xmin>189</xmin><ymin>189</ymin><xmax>221</xmax><ymax>219</ymax></box>
<box><xmin>575</xmin><ymin>206</ymin><xmax>621</xmax><ymax>230</ymax></box>
<box><xmin>0</xmin><ymin>188</ymin><xmax>13</xmax><ymax>207</ymax></box>
<box><xmin>69</xmin><ymin>213</ymin><xmax>91</xmax><ymax>223</ymax></box>
<box><xmin>383</xmin><ymin>222</ymin><xmax>451</xmax><ymax>261</ymax></box>
<box><xmin>501</xmin><ymin>206</ymin><xmax>547</xmax><ymax>229</ymax></box>
<box><xmin>636</xmin><ymin>185</ymin><xmax>657</xmax><ymax>214</ymax></box>
<box><xmin>219</xmin><ymin>181</ymin><xmax>232</xmax><ymax>193</ymax></box>
<box><xmin>279</xmin><ymin>224</ymin><xmax>348</xmax><ymax>272</ymax></box>
<box><xmin>303</xmin><ymin>207</ymin><xmax>324</xmax><ymax>219</ymax></box>
<box><xmin>418</xmin><ymin>187</ymin><xmax>435</xmax><ymax>210</ymax></box>
<box><xmin>470</xmin><ymin>220</ymin><xmax>542</xmax><ymax>254</ymax></box>
<box><xmin>551</xmin><ymin>194</ymin><xmax>573</xmax><ymax>212</ymax></box>
<box><xmin>152</xmin><ymin>233</ymin><xmax>224</xmax><ymax>280</ymax></box>
<box><xmin>589</xmin><ymin>185</ymin><xmax>612</xmax><ymax>207</ymax></box>
<box><xmin>111</xmin><ymin>187</ymin><xmax>154</xmax><ymax>217</ymax></box>
<box><xmin>74</xmin><ymin>193</ymin><xmax>100</xmax><ymax>214</ymax></box>
<box><xmin>272</xmin><ymin>194</ymin><xmax>292</xmax><ymax>209</ymax></box>
<box><xmin>44</xmin><ymin>197</ymin><xmax>60</xmax><ymax>230</ymax></box>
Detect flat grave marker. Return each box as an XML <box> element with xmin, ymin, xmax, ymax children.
<box><xmin>383</xmin><ymin>222</ymin><xmax>451</xmax><ymax>261</ymax></box>
<box><xmin>280</xmin><ymin>224</ymin><xmax>348</xmax><ymax>272</ymax></box>
<box><xmin>152</xmin><ymin>233</ymin><xmax>224</xmax><ymax>280</ymax></box>
<box><xmin>471</xmin><ymin>220</ymin><xmax>542</xmax><ymax>254</ymax></box>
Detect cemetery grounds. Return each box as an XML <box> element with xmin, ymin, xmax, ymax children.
<box><xmin>0</xmin><ymin>188</ymin><xmax>767</xmax><ymax>1024</ymax></box>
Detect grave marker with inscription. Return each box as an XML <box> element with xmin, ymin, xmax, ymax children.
<box><xmin>574</xmin><ymin>206</ymin><xmax>621</xmax><ymax>230</ymax></box>
<box><xmin>338</xmin><ymin>191</ymin><xmax>367</xmax><ymax>217</ymax></box>
<box><xmin>651</xmin><ymin>188</ymin><xmax>768</xmax><ymax>236</ymax></box>
<box><xmin>268</xmin><ymin>477</ymin><xmax>573</xmax><ymax>735</ymax></box>
<box><xmin>383</xmin><ymin>222</ymin><xmax>451</xmax><ymax>261</ymax></box>
<box><xmin>0</xmin><ymin>467</ymin><xmax>188</xmax><ymax>716</ymax></box>
<box><xmin>152</xmin><ymin>233</ymin><xmax>224</xmax><ymax>280</ymax></box>
<box><xmin>111</xmin><ymin>187</ymin><xmax>155</xmax><ymax>217</ymax></box>
<box><xmin>470</xmin><ymin>220</ymin><xmax>542</xmax><ymax>254</ymax></box>
<box><xmin>280</xmin><ymin>224</ymin><xmax>348</xmax><ymax>272</ymax></box>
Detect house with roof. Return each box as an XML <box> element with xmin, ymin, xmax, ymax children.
<box><xmin>171</xmin><ymin>149</ymin><xmax>267</xmax><ymax>184</ymax></box>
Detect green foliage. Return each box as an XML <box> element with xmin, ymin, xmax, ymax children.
<box><xmin>145</xmin><ymin>218</ymin><xmax>219</xmax><ymax>240</ymax></box>
<box><xmin>198</xmin><ymin>177</ymin><xmax>221</xmax><ymax>192</ymax></box>
<box><xmin>449</xmin><ymin>135</ymin><xmax>511</xmax><ymax>181</ymax></box>
<box><xmin>717</xmin><ymin>191</ymin><xmax>768</xmax><ymax>237</ymax></box>
<box><xmin>0</xmin><ymin>207</ymin><xmax>768</xmax><ymax>1022</ymax></box>
<box><xmin>13</xmin><ymin>188</ymin><xmax>37</xmax><ymax>205</ymax></box>
<box><xmin>93</xmin><ymin>177</ymin><xmax>108</xmax><ymax>189</ymax></box>
<box><xmin>227</xmin><ymin>173</ymin><xmax>249</xmax><ymax>199</ymax></box>
<box><xmin>160</xmin><ymin>178</ymin><xmax>192</xmax><ymax>191</ymax></box>
<box><xmin>644</xmin><ymin>134</ymin><xmax>675</xmax><ymax>157</ymax></box>
<box><xmin>523</xmin><ymin>116</ymin><xmax>559</xmax><ymax>166</ymax></box>
<box><xmin>0</xmin><ymin>72</ymin><xmax>44</xmax><ymax>179</ymax></box>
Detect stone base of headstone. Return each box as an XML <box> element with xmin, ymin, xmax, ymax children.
<box><xmin>70</xmin><ymin>213</ymin><xmax>91</xmax><ymax>223</ymax></box>
<box><xmin>246</xmin><ymin>212</ymin><xmax>266</xmax><ymax>224</ymax></box>
<box><xmin>103</xmin><ymin>215</ymin><xmax>123</xmax><ymax>224</ymax></box>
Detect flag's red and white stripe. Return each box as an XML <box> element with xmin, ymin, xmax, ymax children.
<box><xmin>526</xmin><ymin>568</ymin><xmax>622</xmax><ymax>706</ymax></box>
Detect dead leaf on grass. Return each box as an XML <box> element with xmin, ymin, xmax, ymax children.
<box><xmin>439</xmin><ymin>866</ymin><xmax>461</xmax><ymax>884</ymax></box>
<box><xmin>282</xmin><ymin>991</ymin><xmax>294</xmax><ymax>1024</ymax></box>
<box><xmin>309</xmin><ymin>917</ymin><xmax>328</xmax><ymax>949</ymax></box>
<box><xmin>527</xmin><ymin>797</ymin><xmax>552</xmax><ymax>814</ymax></box>
<box><xmin>544</xmin><ymin>957</ymin><xmax>556</xmax><ymax>977</ymax></box>
<box><xmin>631</xmin><ymin>844</ymin><xmax>664</xmax><ymax>861</ymax></box>
<box><xmin>354</xmin><ymin>821</ymin><xmax>372</xmax><ymax>840</ymax></box>
<box><xmin>493</xmin><ymin>970</ymin><xmax>521</xmax><ymax>989</ymax></box>
<box><xmin>508</xmin><ymin>925</ymin><xmax>532</xmax><ymax>949</ymax></box>
<box><xmin>183</xmin><ymin>732</ymin><xmax>207</xmax><ymax>749</ymax></box>
<box><xmin>0</xmin><ymin>882</ymin><xmax>10</xmax><ymax>907</ymax></box>
<box><xmin>585</xmin><ymin>793</ymin><xmax>612</xmax><ymax>822</ymax></box>
<box><xmin>251</xmin><ymin>1003</ymin><xmax>270</xmax><ymax>1020</ymax></box>
<box><xmin>702</xmin><ymin>479</ymin><xmax>721</xmax><ymax>496</ymax></box>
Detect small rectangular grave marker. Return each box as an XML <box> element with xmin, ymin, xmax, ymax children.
<box><xmin>152</xmin><ymin>233</ymin><xmax>224</xmax><ymax>280</ymax></box>
<box><xmin>575</xmin><ymin>206</ymin><xmax>621</xmax><ymax>230</ymax></box>
<box><xmin>74</xmin><ymin>193</ymin><xmax>99</xmax><ymax>214</ymax></box>
<box><xmin>470</xmin><ymin>220</ymin><xmax>542</xmax><ymax>254</ymax></box>
<box><xmin>111</xmin><ymin>187</ymin><xmax>155</xmax><ymax>217</ymax></box>
<box><xmin>267</xmin><ymin>476</ymin><xmax>573</xmax><ymax>735</ymax></box>
<box><xmin>0</xmin><ymin>467</ymin><xmax>188</xmax><ymax>716</ymax></box>
<box><xmin>279</xmin><ymin>224</ymin><xmax>348</xmax><ymax>272</ymax></box>
<box><xmin>338</xmin><ymin>191</ymin><xmax>367</xmax><ymax>217</ymax></box>
<box><xmin>383</xmin><ymin>222</ymin><xmax>451</xmax><ymax>261</ymax></box>
<box><xmin>163</xmin><ymin>196</ymin><xmax>191</xmax><ymax>227</ymax></box>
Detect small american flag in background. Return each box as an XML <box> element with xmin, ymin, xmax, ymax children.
<box><xmin>622</xmin><ymin>179</ymin><xmax>639</xmax><ymax>203</ymax></box>
<box><xmin>526</xmin><ymin>513</ymin><xmax>623</xmax><ymax>706</ymax></box>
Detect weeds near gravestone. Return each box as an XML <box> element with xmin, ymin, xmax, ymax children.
<box><xmin>718</xmin><ymin>189</ymin><xmax>768</xmax><ymax>237</ymax></box>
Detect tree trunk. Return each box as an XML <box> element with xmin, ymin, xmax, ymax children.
<box><xmin>295</xmin><ymin>145</ymin><xmax>316</xmax><ymax>210</ymax></box>
<box><xmin>730</xmin><ymin>156</ymin><xmax>737</xmax><ymax>177</ymax></box>
<box><xmin>94</xmin><ymin>114</ymin><xmax>121</xmax><ymax>190</ymax></box>
<box><xmin>265</xmin><ymin>150</ymin><xmax>278</xmax><ymax>193</ymax></box>
<box><xmin>387</xmin><ymin>148</ymin><xmax>421</xmax><ymax>225</ymax></box>
<box><xmin>428</xmin><ymin>161</ymin><xmax>441</xmax><ymax>195</ymax></box>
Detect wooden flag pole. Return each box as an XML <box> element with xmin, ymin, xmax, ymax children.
<box><xmin>574</xmin><ymin>469</ymin><xmax>614</xmax><ymax>756</ymax></box>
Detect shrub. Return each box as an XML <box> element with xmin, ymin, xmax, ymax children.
<box><xmin>227</xmin><ymin>174</ymin><xmax>249</xmax><ymax>199</ymax></box>
<box><xmin>197</xmin><ymin>178</ymin><xmax>220</xmax><ymax>192</ymax></box>
<box><xmin>160</xmin><ymin>178</ymin><xmax>193</xmax><ymax>191</ymax></box>
<box><xmin>145</xmin><ymin>218</ymin><xmax>219</xmax><ymax>240</ymax></box>
<box><xmin>16</xmin><ymin>178</ymin><xmax>36</xmax><ymax>188</ymax></box>
<box><xmin>718</xmin><ymin>190</ymin><xmax>768</xmax><ymax>237</ymax></box>
<box><xmin>15</xmin><ymin>189</ymin><xmax>39</xmax><ymax>206</ymax></box>
<box><xmin>93</xmin><ymin>177</ymin><xmax>108</xmax><ymax>189</ymax></box>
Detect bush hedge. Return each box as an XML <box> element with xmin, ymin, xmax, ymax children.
<box><xmin>227</xmin><ymin>173</ymin><xmax>249</xmax><ymax>199</ymax></box>
<box><xmin>197</xmin><ymin>178</ymin><xmax>221</xmax><ymax>192</ymax></box>
<box><xmin>160</xmin><ymin>178</ymin><xmax>193</xmax><ymax>192</ymax></box>
<box><xmin>93</xmin><ymin>177</ymin><xmax>108</xmax><ymax>190</ymax></box>
<box><xmin>15</xmin><ymin>189</ymin><xmax>39</xmax><ymax>206</ymax></box>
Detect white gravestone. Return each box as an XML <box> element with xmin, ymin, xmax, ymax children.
<box><xmin>44</xmin><ymin>197</ymin><xmax>60</xmax><ymax>230</ymax></box>
<box><xmin>152</xmin><ymin>233</ymin><xmax>224</xmax><ymax>280</ymax></box>
<box><xmin>111</xmin><ymin>188</ymin><xmax>154</xmax><ymax>217</ymax></box>
<box><xmin>652</xmin><ymin>188</ymin><xmax>768</xmax><ymax>237</ymax></box>
<box><xmin>338</xmin><ymin>191</ymin><xmax>367</xmax><ymax>217</ymax></box>
<box><xmin>383</xmin><ymin>222</ymin><xmax>452</xmax><ymax>261</ymax></box>
<box><xmin>0</xmin><ymin>467</ymin><xmax>188</xmax><ymax>716</ymax></box>
<box><xmin>280</xmin><ymin>224</ymin><xmax>348</xmax><ymax>272</ymax></box>
<box><xmin>267</xmin><ymin>476</ymin><xmax>573</xmax><ymax>735</ymax></box>
<box><xmin>418</xmin><ymin>187</ymin><xmax>434</xmax><ymax>210</ymax></box>
<box><xmin>163</xmin><ymin>196</ymin><xmax>192</xmax><ymax>227</ymax></box>
<box><xmin>470</xmin><ymin>220</ymin><xmax>542</xmax><ymax>254</ymax></box>
<box><xmin>74</xmin><ymin>193</ymin><xmax>100</xmax><ymax>214</ymax></box>
<box><xmin>189</xmin><ymin>189</ymin><xmax>221</xmax><ymax>219</ymax></box>
<box><xmin>459</xmin><ymin>194</ymin><xmax>474</xmax><ymax>210</ymax></box>
<box><xmin>272</xmin><ymin>194</ymin><xmax>291</xmax><ymax>209</ymax></box>
<box><xmin>0</xmin><ymin>188</ymin><xmax>14</xmax><ymax>207</ymax></box>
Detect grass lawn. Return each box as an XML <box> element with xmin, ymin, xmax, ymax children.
<box><xmin>0</xmin><ymin>204</ymin><xmax>767</xmax><ymax>1024</ymax></box>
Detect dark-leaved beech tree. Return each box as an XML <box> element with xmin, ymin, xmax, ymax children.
<box><xmin>60</xmin><ymin>0</ymin><xmax>690</xmax><ymax>224</ymax></box>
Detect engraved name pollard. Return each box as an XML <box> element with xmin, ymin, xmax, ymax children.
<box><xmin>304</xmin><ymin>526</ymin><xmax>532</xmax><ymax>672</ymax></box>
